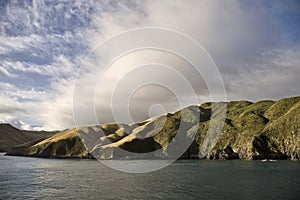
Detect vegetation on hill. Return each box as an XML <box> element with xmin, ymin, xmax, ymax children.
<box><xmin>0</xmin><ymin>124</ymin><xmax>55</xmax><ymax>152</ymax></box>
<box><xmin>3</xmin><ymin>96</ymin><xmax>300</xmax><ymax>160</ymax></box>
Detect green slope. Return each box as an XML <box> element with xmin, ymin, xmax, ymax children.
<box><xmin>0</xmin><ymin>124</ymin><xmax>55</xmax><ymax>152</ymax></box>
<box><xmin>4</xmin><ymin>96</ymin><xmax>300</xmax><ymax>160</ymax></box>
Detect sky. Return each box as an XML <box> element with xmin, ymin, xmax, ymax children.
<box><xmin>0</xmin><ymin>0</ymin><xmax>300</xmax><ymax>130</ymax></box>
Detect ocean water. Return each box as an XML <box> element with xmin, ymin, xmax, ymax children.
<box><xmin>0</xmin><ymin>153</ymin><xmax>299</xmax><ymax>200</ymax></box>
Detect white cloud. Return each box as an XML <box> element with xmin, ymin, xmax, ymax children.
<box><xmin>0</xmin><ymin>95</ymin><xmax>24</xmax><ymax>114</ymax></box>
<box><xmin>37</xmin><ymin>77</ymin><xmax>76</xmax><ymax>130</ymax></box>
<box><xmin>0</xmin><ymin>81</ymin><xmax>49</xmax><ymax>101</ymax></box>
<box><xmin>0</xmin><ymin>95</ymin><xmax>36</xmax><ymax>129</ymax></box>
<box><xmin>0</xmin><ymin>34</ymin><xmax>43</xmax><ymax>55</ymax></box>
<box><xmin>1</xmin><ymin>55</ymin><xmax>78</xmax><ymax>78</ymax></box>
<box><xmin>0</xmin><ymin>66</ymin><xmax>16</xmax><ymax>78</ymax></box>
<box><xmin>225</xmin><ymin>47</ymin><xmax>300</xmax><ymax>101</ymax></box>
<box><xmin>0</xmin><ymin>116</ymin><xmax>42</xmax><ymax>131</ymax></box>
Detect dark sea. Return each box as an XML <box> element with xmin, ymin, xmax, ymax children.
<box><xmin>0</xmin><ymin>153</ymin><xmax>299</xmax><ymax>200</ymax></box>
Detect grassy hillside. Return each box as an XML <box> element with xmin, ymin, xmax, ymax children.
<box><xmin>0</xmin><ymin>124</ymin><xmax>55</xmax><ymax>152</ymax></box>
<box><xmin>4</xmin><ymin>96</ymin><xmax>300</xmax><ymax>160</ymax></box>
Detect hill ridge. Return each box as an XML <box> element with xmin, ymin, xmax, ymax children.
<box><xmin>2</xmin><ymin>96</ymin><xmax>300</xmax><ymax>160</ymax></box>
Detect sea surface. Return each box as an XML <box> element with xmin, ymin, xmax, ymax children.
<box><xmin>0</xmin><ymin>153</ymin><xmax>299</xmax><ymax>200</ymax></box>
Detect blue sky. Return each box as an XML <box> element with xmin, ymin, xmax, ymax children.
<box><xmin>0</xmin><ymin>0</ymin><xmax>300</xmax><ymax>130</ymax></box>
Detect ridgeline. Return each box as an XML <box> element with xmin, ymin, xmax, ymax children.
<box><xmin>2</xmin><ymin>96</ymin><xmax>300</xmax><ymax>160</ymax></box>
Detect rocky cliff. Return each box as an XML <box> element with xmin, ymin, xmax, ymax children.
<box><xmin>4</xmin><ymin>96</ymin><xmax>300</xmax><ymax>160</ymax></box>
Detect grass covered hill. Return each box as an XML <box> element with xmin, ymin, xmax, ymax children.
<box><xmin>0</xmin><ymin>124</ymin><xmax>55</xmax><ymax>152</ymax></box>
<box><xmin>3</xmin><ymin>96</ymin><xmax>300</xmax><ymax>160</ymax></box>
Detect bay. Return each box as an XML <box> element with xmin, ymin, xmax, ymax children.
<box><xmin>0</xmin><ymin>153</ymin><xmax>299</xmax><ymax>200</ymax></box>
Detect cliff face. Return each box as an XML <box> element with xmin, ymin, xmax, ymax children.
<box><xmin>205</xmin><ymin>97</ymin><xmax>300</xmax><ymax>160</ymax></box>
<box><xmin>4</xmin><ymin>96</ymin><xmax>300</xmax><ymax>160</ymax></box>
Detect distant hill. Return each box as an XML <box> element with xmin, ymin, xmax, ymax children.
<box><xmin>0</xmin><ymin>124</ymin><xmax>56</xmax><ymax>152</ymax></box>
<box><xmin>4</xmin><ymin>96</ymin><xmax>300</xmax><ymax>160</ymax></box>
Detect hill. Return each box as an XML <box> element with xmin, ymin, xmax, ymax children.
<box><xmin>4</xmin><ymin>96</ymin><xmax>300</xmax><ymax>160</ymax></box>
<box><xmin>0</xmin><ymin>124</ymin><xmax>56</xmax><ymax>152</ymax></box>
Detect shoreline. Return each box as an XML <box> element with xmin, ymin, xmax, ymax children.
<box><xmin>2</xmin><ymin>152</ymin><xmax>299</xmax><ymax>161</ymax></box>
